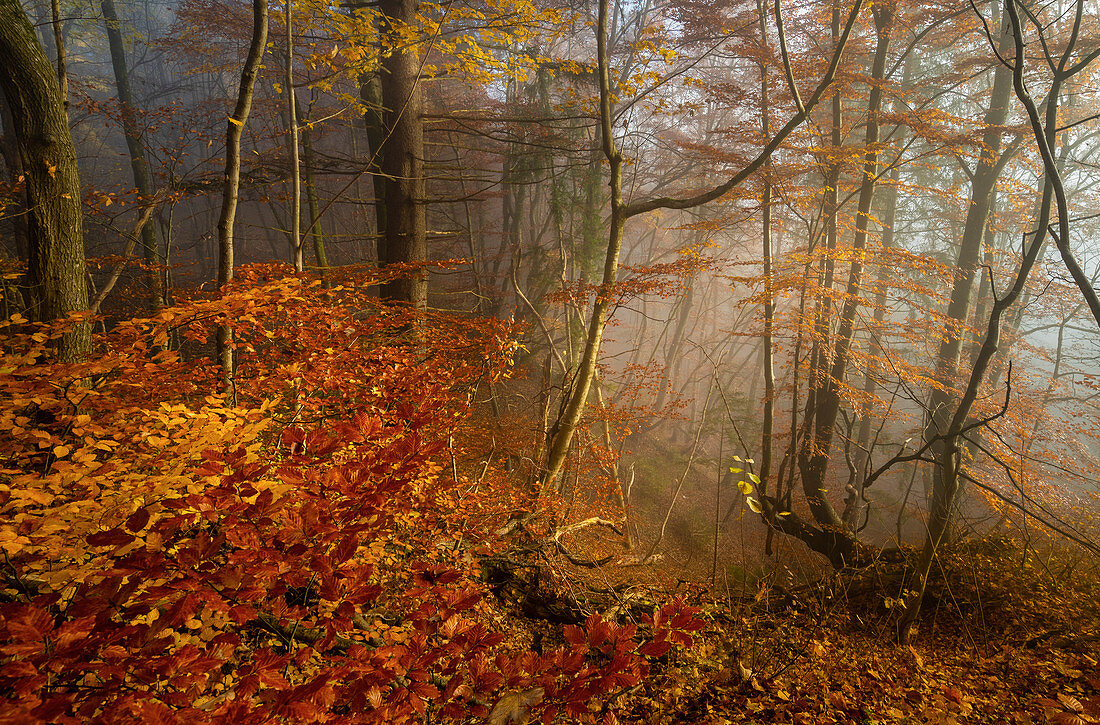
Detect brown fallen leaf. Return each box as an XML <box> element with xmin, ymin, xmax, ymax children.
<box><xmin>487</xmin><ymin>687</ymin><xmax>545</xmax><ymax>725</ymax></box>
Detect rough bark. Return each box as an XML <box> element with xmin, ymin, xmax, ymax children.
<box><xmin>0</xmin><ymin>0</ymin><xmax>89</xmax><ymax>359</ymax></box>
<box><xmin>0</xmin><ymin>91</ymin><xmax>30</xmax><ymax>262</ymax></box>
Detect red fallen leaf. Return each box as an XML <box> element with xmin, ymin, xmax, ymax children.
<box><xmin>87</xmin><ymin>528</ymin><xmax>134</xmax><ymax>547</ymax></box>
<box><xmin>638</xmin><ymin>639</ymin><xmax>670</xmax><ymax>658</ymax></box>
<box><xmin>125</xmin><ymin>507</ymin><xmax>150</xmax><ymax>532</ymax></box>
<box><xmin>944</xmin><ymin>686</ymin><xmax>965</xmax><ymax>704</ymax></box>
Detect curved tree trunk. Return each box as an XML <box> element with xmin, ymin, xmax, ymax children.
<box><xmin>284</xmin><ymin>0</ymin><xmax>302</xmax><ymax>272</ymax></box>
<box><xmin>542</xmin><ymin>0</ymin><xmax>866</xmax><ymax>493</ymax></box>
<box><xmin>216</xmin><ymin>0</ymin><xmax>268</xmax><ymax>379</ymax></box>
<box><xmin>0</xmin><ymin>0</ymin><xmax>89</xmax><ymax>359</ymax></box>
<box><xmin>795</xmin><ymin>2</ymin><xmax>893</xmax><ymax>567</ymax></box>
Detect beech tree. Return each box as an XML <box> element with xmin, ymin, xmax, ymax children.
<box><xmin>0</xmin><ymin>0</ymin><xmax>89</xmax><ymax>359</ymax></box>
<box><xmin>215</xmin><ymin>0</ymin><xmax>268</xmax><ymax>377</ymax></box>
<box><xmin>101</xmin><ymin>0</ymin><xmax>164</xmax><ymax>307</ymax></box>
<box><xmin>378</xmin><ymin>0</ymin><xmax>427</xmax><ymax>307</ymax></box>
<box><xmin>540</xmin><ymin>0</ymin><xmax>867</xmax><ymax>490</ymax></box>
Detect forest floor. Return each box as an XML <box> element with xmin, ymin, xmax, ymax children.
<box><xmin>465</xmin><ymin>394</ymin><xmax>1099</xmax><ymax>725</ymax></box>
<box><xmin>539</xmin><ymin>543</ymin><xmax>1100</xmax><ymax>724</ymax></box>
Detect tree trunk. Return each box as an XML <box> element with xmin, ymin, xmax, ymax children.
<box><xmin>378</xmin><ymin>0</ymin><xmax>426</xmax><ymax>307</ymax></box>
<box><xmin>216</xmin><ymin>0</ymin><xmax>268</xmax><ymax>378</ymax></box>
<box><xmin>101</xmin><ymin>0</ymin><xmax>163</xmax><ymax>306</ymax></box>
<box><xmin>0</xmin><ymin>91</ymin><xmax>30</xmax><ymax>262</ymax></box>
<box><xmin>284</xmin><ymin>0</ymin><xmax>302</xmax><ymax>272</ymax></box>
<box><xmin>899</xmin><ymin>0</ymin><xmax>1061</xmax><ymax>643</ymax></box>
<box><xmin>544</xmin><ymin>0</ymin><xmax>867</xmax><ymax>493</ymax></box>
<box><xmin>922</xmin><ymin>6</ymin><xmax>1013</xmax><ymax>465</ymax></box>
<box><xmin>0</xmin><ymin>0</ymin><xmax>89</xmax><ymax>359</ymax></box>
<box><xmin>358</xmin><ymin>63</ymin><xmax>387</xmax><ymax>261</ymax></box>
<box><xmin>795</xmin><ymin>2</ymin><xmax>893</xmax><ymax>566</ymax></box>
<box><xmin>541</xmin><ymin>0</ymin><xmax>624</xmax><ymax>492</ymax></box>
<box><xmin>297</xmin><ymin>94</ymin><xmax>328</xmax><ymax>270</ymax></box>
<box><xmin>757</xmin><ymin>0</ymin><xmax>775</xmax><ymax>501</ymax></box>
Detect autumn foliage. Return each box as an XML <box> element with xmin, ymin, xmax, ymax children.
<box><xmin>0</xmin><ymin>267</ymin><xmax>702</xmax><ymax>723</ymax></box>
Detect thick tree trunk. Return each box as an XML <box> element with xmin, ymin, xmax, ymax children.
<box><xmin>0</xmin><ymin>0</ymin><xmax>89</xmax><ymax>359</ymax></box>
<box><xmin>101</xmin><ymin>0</ymin><xmax>163</xmax><ymax>306</ymax></box>
<box><xmin>0</xmin><ymin>92</ymin><xmax>30</xmax><ymax>262</ymax></box>
<box><xmin>378</xmin><ymin>0</ymin><xmax>426</xmax><ymax>307</ymax></box>
<box><xmin>216</xmin><ymin>0</ymin><xmax>268</xmax><ymax>378</ymax></box>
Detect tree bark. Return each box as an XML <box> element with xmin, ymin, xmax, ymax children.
<box><xmin>284</xmin><ymin>0</ymin><xmax>302</xmax><ymax>272</ymax></box>
<box><xmin>378</xmin><ymin>0</ymin><xmax>426</xmax><ymax>307</ymax></box>
<box><xmin>796</xmin><ymin>1</ymin><xmax>893</xmax><ymax>566</ymax></box>
<box><xmin>0</xmin><ymin>0</ymin><xmax>89</xmax><ymax>359</ymax></box>
<box><xmin>216</xmin><ymin>0</ymin><xmax>268</xmax><ymax>378</ymax></box>
<box><xmin>101</xmin><ymin>0</ymin><xmax>163</xmax><ymax>306</ymax></box>
<box><xmin>0</xmin><ymin>90</ymin><xmax>30</xmax><ymax>262</ymax></box>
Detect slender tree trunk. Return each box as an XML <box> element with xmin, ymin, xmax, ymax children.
<box><xmin>850</xmin><ymin>165</ymin><xmax>897</xmax><ymax>512</ymax></box>
<box><xmin>284</xmin><ymin>0</ymin><xmax>302</xmax><ymax>272</ymax></box>
<box><xmin>803</xmin><ymin>0</ymin><xmax>845</xmax><ymax>441</ymax></box>
<box><xmin>923</xmin><ymin>6</ymin><xmax>1013</xmax><ymax>464</ymax></box>
<box><xmin>50</xmin><ymin>0</ymin><xmax>66</xmax><ymax>110</ymax></box>
<box><xmin>852</xmin><ymin>52</ymin><xmax>916</xmax><ymax>517</ymax></box>
<box><xmin>297</xmin><ymin>94</ymin><xmax>328</xmax><ymax>271</ymax></box>
<box><xmin>796</xmin><ymin>2</ymin><xmax>892</xmax><ymax>566</ymax></box>
<box><xmin>543</xmin><ymin>0</ymin><xmax>865</xmax><ymax>493</ymax></box>
<box><xmin>216</xmin><ymin>0</ymin><xmax>268</xmax><ymax>378</ymax></box>
<box><xmin>900</xmin><ymin>0</ymin><xmax>1068</xmax><ymax>642</ymax></box>
<box><xmin>0</xmin><ymin>0</ymin><xmax>89</xmax><ymax>359</ymax></box>
<box><xmin>378</xmin><ymin>0</ymin><xmax>426</xmax><ymax>307</ymax></box>
<box><xmin>541</xmin><ymin>0</ymin><xmax>624</xmax><ymax>492</ymax></box>
<box><xmin>101</xmin><ymin>0</ymin><xmax>163</xmax><ymax>306</ymax></box>
<box><xmin>358</xmin><ymin>63</ymin><xmax>387</xmax><ymax>260</ymax></box>
<box><xmin>757</xmin><ymin>0</ymin><xmax>775</xmax><ymax>499</ymax></box>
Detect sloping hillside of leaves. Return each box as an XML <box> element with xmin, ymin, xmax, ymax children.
<box><xmin>0</xmin><ymin>266</ymin><xmax>703</xmax><ymax>724</ymax></box>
